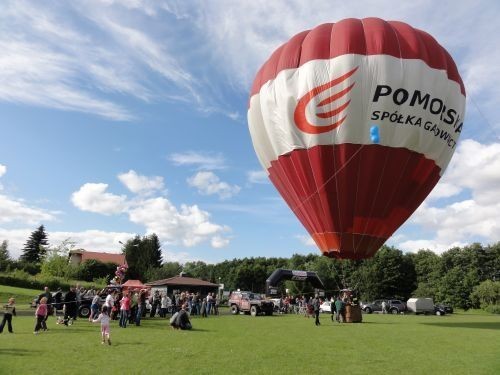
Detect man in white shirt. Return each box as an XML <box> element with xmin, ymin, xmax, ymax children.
<box><xmin>105</xmin><ymin>291</ymin><xmax>115</xmax><ymax>312</ymax></box>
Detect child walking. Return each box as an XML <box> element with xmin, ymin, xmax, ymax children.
<box><xmin>34</xmin><ymin>297</ymin><xmax>48</xmax><ymax>334</ymax></box>
<box><xmin>92</xmin><ymin>305</ymin><xmax>111</xmax><ymax>345</ymax></box>
<box><xmin>0</xmin><ymin>297</ymin><xmax>16</xmax><ymax>333</ymax></box>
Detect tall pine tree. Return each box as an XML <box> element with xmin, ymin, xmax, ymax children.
<box><xmin>0</xmin><ymin>240</ymin><xmax>11</xmax><ymax>271</ymax></box>
<box><xmin>20</xmin><ymin>225</ymin><xmax>49</xmax><ymax>263</ymax></box>
<box><xmin>145</xmin><ymin>233</ymin><xmax>162</xmax><ymax>268</ymax></box>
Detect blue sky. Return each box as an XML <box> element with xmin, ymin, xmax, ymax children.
<box><xmin>1</xmin><ymin>0</ymin><xmax>499</xmax><ymax>263</ymax></box>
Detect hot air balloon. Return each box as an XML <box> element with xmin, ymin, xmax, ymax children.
<box><xmin>248</xmin><ymin>18</ymin><xmax>465</xmax><ymax>260</ymax></box>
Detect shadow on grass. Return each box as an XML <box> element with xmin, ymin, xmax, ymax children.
<box><xmin>112</xmin><ymin>341</ymin><xmax>144</xmax><ymax>347</ymax></box>
<box><xmin>0</xmin><ymin>348</ymin><xmax>42</xmax><ymax>356</ymax></box>
<box><xmin>190</xmin><ymin>327</ymin><xmax>210</xmax><ymax>332</ymax></box>
<box><xmin>55</xmin><ymin>327</ymin><xmax>94</xmax><ymax>332</ymax></box>
<box><xmin>420</xmin><ymin>322</ymin><xmax>500</xmax><ymax>330</ymax></box>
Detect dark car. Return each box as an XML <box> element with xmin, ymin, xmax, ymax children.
<box><xmin>31</xmin><ymin>291</ymin><xmax>65</xmax><ymax>314</ymax></box>
<box><xmin>435</xmin><ymin>303</ymin><xmax>453</xmax><ymax>314</ymax></box>
<box><xmin>361</xmin><ymin>299</ymin><xmax>407</xmax><ymax>314</ymax></box>
<box><xmin>32</xmin><ymin>287</ymin><xmax>122</xmax><ymax>319</ymax></box>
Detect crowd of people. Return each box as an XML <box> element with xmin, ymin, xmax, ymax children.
<box><xmin>270</xmin><ymin>291</ymin><xmax>360</xmax><ymax>325</ymax></box>
<box><xmin>5</xmin><ymin>285</ymin><xmax>223</xmax><ymax>342</ymax></box>
<box><xmin>1</xmin><ymin>284</ymin><xmax>361</xmax><ymax>342</ymax></box>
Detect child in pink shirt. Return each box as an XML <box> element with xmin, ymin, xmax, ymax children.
<box><xmin>119</xmin><ymin>293</ymin><xmax>131</xmax><ymax>328</ymax></box>
<box><xmin>34</xmin><ymin>297</ymin><xmax>48</xmax><ymax>334</ymax></box>
<box><xmin>93</xmin><ymin>305</ymin><xmax>111</xmax><ymax>345</ymax></box>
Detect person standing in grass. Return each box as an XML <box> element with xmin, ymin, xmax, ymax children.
<box><xmin>200</xmin><ymin>297</ymin><xmax>207</xmax><ymax>318</ymax></box>
<box><xmin>89</xmin><ymin>293</ymin><xmax>100</xmax><ymax>322</ymax></box>
<box><xmin>330</xmin><ymin>297</ymin><xmax>337</xmax><ymax>322</ymax></box>
<box><xmin>312</xmin><ymin>295</ymin><xmax>321</xmax><ymax>326</ymax></box>
<box><xmin>63</xmin><ymin>287</ymin><xmax>77</xmax><ymax>326</ymax></box>
<box><xmin>135</xmin><ymin>289</ymin><xmax>147</xmax><ymax>326</ymax></box>
<box><xmin>0</xmin><ymin>297</ymin><xmax>16</xmax><ymax>334</ymax></box>
<box><xmin>129</xmin><ymin>291</ymin><xmax>138</xmax><ymax>324</ymax></box>
<box><xmin>334</xmin><ymin>296</ymin><xmax>344</xmax><ymax>323</ymax></box>
<box><xmin>34</xmin><ymin>297</ymin><xmax>48</xmax><ymax>334</ymax></box>
<box><xmin>119</xmin><ymin>292</ymin><xmax>130</xmax><ymax>328</ymax></box>
<box><xmin>93</xmin><ymin>305</ymin><xmax>111</xmax><ymax>345</ymax></box>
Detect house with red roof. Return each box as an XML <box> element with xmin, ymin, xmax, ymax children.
<box><xmin>68</xmin><ymin>249</ymin><xmax>126</xmax><ymax>266</ymax></box>
<box><xmin>146</xmin><ymin>274</ymin><xmax>219</xmax><ymax>296</ymax></box>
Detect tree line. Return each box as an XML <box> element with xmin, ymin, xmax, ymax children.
<box><xmin>1</xmin><ymin>225</ymin><xmax>499</xmax><ymax>311</ymax></box>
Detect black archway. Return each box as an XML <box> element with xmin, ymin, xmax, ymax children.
<box><xmin>266</xmin><ymin>269</ymin><xmax>325</xmax><ymax>296</ymax></box>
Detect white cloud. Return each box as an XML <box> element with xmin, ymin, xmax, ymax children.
<box><xmin>118</xmin><ymin>170</ymin><xmax>164</xmax><ymax>195</ymax></box>
<box><xmin>0</xmin><ymin>227</ymin><xmax>133</xmax><ymax>259</ymax></box>
<box><xmin>71</xmin><ymin>183</ymin><xmax>128</xmax><ymax>215</ymax></box>
<box><xmin>169</xmin><ymin>151</ymin><xmax>226</xmax><ymax>170</ymax></box>
<box><xmin>443</xmin><ymin>140</ymin><xmax>500</xmax><ymax>205</ymax></box>
<box><xmin>0</xmin><ymin>0</ymin><xmax>237</xmax><ymax>120</ymax></box>
<box><xmin>0</xmin><ymin>2</ymin><xmax>134</xmax><ymax>120</ymax></box>
<box><xmin>247</xmin><ymin>170</ymin><xmax>268</xmax><ymax>185</ymax></box>
<box><xmin>187</xmin><ymin>171</ymin><xmax>240</xmax><ymax>199</ymax></box>
<box><xmin>0</xmin><ymin>164</ymin><xmax>56</xmax><ymax>225</ymax></box>
<box><xmin>295</xmin><ymin>234</ymin><xmax>316</xmax><ymax>247</ymax></box>
<box><xmin>426</xmin><ymin>182</ymin><xmax>462</xmax><ymax>201</ymax></box>
<box><xmin>71</xmin><ymin>174</ymin><xmax>231</xmax><ymax>249</ymax></box>
<box><xmin>0</xmin><ymin>226</ymin><xmax>219</xmax><ymax>262</ymax></box>
<box><xmin>127</xmin><ymin>197</ymin><xmax>230</xmax><ymax>247</ymax></box>
<box><xmin>161</xmin><ymin>249</ymin><xmax>193</xmax><ymax>264</ymax></box>
<box><xmin>0</xmin><ymin>195</ymin><xmax>56</xmax><ymax>225</ymax></box>
<box><xmin>211</xmin><ymin>235</ymin><xmax>230</xmax><ymax>248</ymax></box>
<box><xmin>396</xmin><ymin>239</ymin><xmax>468</xmax><ymax>255</ymax></box>
<box><xmin>0</xmin><ymin>164</ymin><xmax>6</xmax><ymax>191</ymax></box>
<box><xmin>402</xmin><ymin>139</ymin><xmax>500</xmax><ymax>252</ymax></box>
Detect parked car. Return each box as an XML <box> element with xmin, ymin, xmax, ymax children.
<box><xmin>319</xmin><ymin>301</ymin><xmax>332</xmax><ymax>313</ymax></box>
<box><xmin>31</xmin><ymin>286</ymin><xmax>124</xmax><ymax>319</ymax></box>
<box><xmin>433</xmin><ymin>304</ymin><xmax>446</xmax><ymax>316</ymax></box>
<box><xmin>435</xmin><ymin>303</ymin><xmax>453</xmax><ymax>314</ymax></box>
<box><xmin>78</xmin><ymin>286</ymin><xmax>123</xmax><ymax>318</ymax></box>
<box><xmin>228</xmin><ymin>291</ymin><xmax>274</xmax><ymax>316</ymax></box>
<box><xmin>361</xmin><ymin>299</ymin><xmax>407</xmax><ymax>314</ymax></box>
<box><xmin>30</xmin><ymin>291</ymin><xmax>65</xmax><ymax>314</ymax></box>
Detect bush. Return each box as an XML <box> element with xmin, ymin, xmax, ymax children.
<box><xmin>40</xmin><ymin>255</ymin><xmax>72</xmax><ymax>278</ymax></box>
<box><xmin>484</xmin><ymin>304</ymin><xmax>500</xmax><ymax>314</ymax></box>
<box><xmin>75</xmin><ymin>260</ymin><xmax>116</xmax><ymax>282</ymax></box>
<box><xmin>470</xmin><ymin>280</ymin><xmax>500</xmax><ymax>309</ymax></box>
<box><xmin>12</xmin><ymin>260</ymin><xmax>41</xmax><ymax>275</ymax></box>
<box><xmin>0</xmin><ymin>272</ymin><xmax>105</xmax><ymax>291</ymax></box>
<box><xmin>92</xmin><ymin>276</ymin><xmax>109</xmax><ymax>286</ymax></box>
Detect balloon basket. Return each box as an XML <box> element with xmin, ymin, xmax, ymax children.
<box><xmin>345</xmin><ymin>304</ymin><xmax>363</xmax><ymax>323</ymax></box>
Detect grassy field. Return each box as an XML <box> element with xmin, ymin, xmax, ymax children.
<box><xmin>0</xmin><ymin>284</ymin><xmax>41</xmax><ymax>307</ymax></box>
<box><xmin>1</xmin><ymin>306</ymin><xmax>499</xmax><ymax>375</ymax></box>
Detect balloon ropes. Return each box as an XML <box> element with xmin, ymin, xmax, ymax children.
<box><xmin>266</xmin><ymin>269</ymin><xmax>325</xmax><ymax>296</ymax></box>
<box><xmin>248</xmin><ymin>18</ymin><xmax>466</xmax><ymax>260</ymax></box>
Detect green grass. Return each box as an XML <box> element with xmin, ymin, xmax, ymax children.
<box><xmin>0</xmin><ymin>284</ymin><xmax>40</xmax><ymax>307</ymax></box>
<box><xmin>1</xmin><ymin>310</ymin><xmax>499</xmax><ymax>374</ymax></box>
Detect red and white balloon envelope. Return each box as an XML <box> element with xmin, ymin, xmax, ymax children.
<box><xmin>248</xmin><ymin>18</ymin><xmax>465</xmax><ymax>259</ymax></box>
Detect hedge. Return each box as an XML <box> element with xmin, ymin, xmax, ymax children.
<box><xmin>0</xmin><ymin>273</ymin><xmax>104</xmax><ymax>291</ymax></box>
